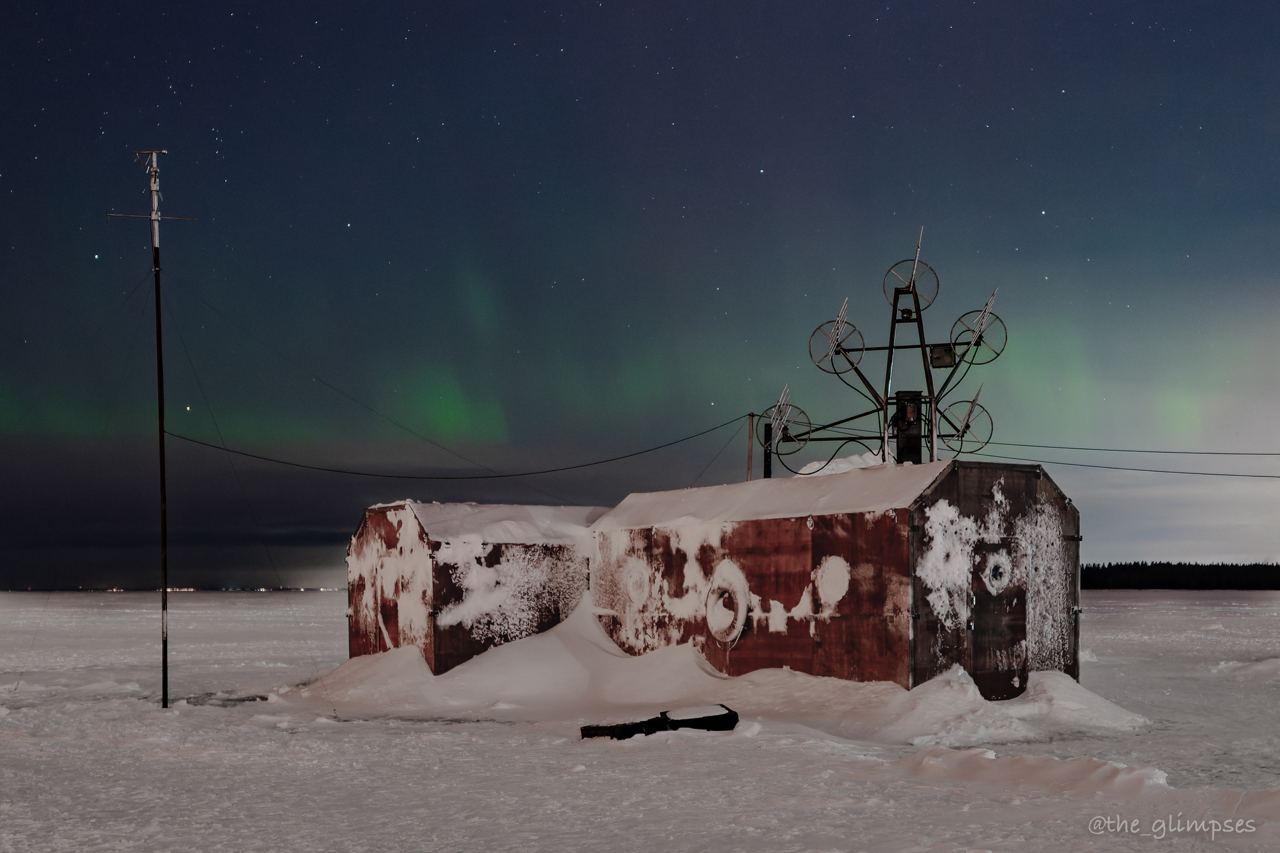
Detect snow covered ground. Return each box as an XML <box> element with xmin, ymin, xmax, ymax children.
<box><xmin>1</xmin><ymin>590</ymin><xmax>1277</xmax><ymax>851</ymax></box>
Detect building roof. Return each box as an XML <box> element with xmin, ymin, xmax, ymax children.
<box><xmin>371</xmin><ymin>501</ymin><xmax>607</xmax><ymax>544</ymax></box>
<box><xmin>592</xmin><ymin>460</ymin><xmax>952</xmax><ymax>531</ymax></box>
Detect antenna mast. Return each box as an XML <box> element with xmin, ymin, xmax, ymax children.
<box><xmin>758</xmin><ymin>230</ymin><xmax>1007</xmax><ymax>474</ymax></box>
<box><xmin>109</xmin><ymin>150</ymin><xmax>193</xmax><ymax>708</ymax></box>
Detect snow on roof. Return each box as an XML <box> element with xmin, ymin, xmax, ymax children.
<box><xmin>592</xmin><ymin>460</ymin><xmax>952</xmax><ymax>531</ymax></box>
<box><xmin>372</xmin><ymin>501</ymin><xmax>607</xmax><ymax>544</ymax></box>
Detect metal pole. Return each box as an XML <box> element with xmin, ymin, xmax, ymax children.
<box><xmin>108</xmin><ymin>150</ymin><xmax>190</xmax><ymax>709</ymax></box>
<box><xmin>745</xmin><ymin>413</ymin><xmax>754</xmax><ymax>481</ymax></box>
<box><xmin>881</xmin><ymin>291</ymin><xmax>900</xmax><ymax>462</ymax></box>
<box><xmin>145</xmin><ymin>151</ymin><xmax>170</xmax><ymax>710</ymax></box>
<box><xmin>908</xmin><ymin>287</ymin><xmax>937</xmax><ymax>462</ymax></box>
<box><xmin>763</xmin><ymin>422</ymin><xmax>773</xmax><ymax>479</ymax></box>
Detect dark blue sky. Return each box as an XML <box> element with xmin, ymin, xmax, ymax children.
<box><xmin>4</xmin><ymin>2</ymin><xmax>1280</xmax><ymax>587</ymax></box>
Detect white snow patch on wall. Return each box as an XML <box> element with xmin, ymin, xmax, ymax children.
<box><xmin>704</xmin><ymin>559</ymin><xmax>749</xmax><ymax>643</ymax></box>
<box><xmin>596</xmin><ymin>513</ymin><xmax>867</xmax><ymax>650</ymax></box>
<box><xmin>981</xmin><ymin>551</ymin><xmax>1013</xmax><ymax>596</ymax></box>
<box><xmin>435</xmin><ymin>536</ymin><xmax>585</xmax><ymax>645</ymax></box>
<box><xmin>766</xmin><ymin>600</ymin><xmax>790</xmax><ymax>633</ymax></box>
<box><xmin>349</xmin><ymin>501</ymin><xmax>597</xmax><ymax>657</ymax></box>
<box><xmin>917</xmin><ymin>500</ymin><xmax>982</xmax><ymax>630</ymax></box>
<box><xmin>346</xmin><ymin>503</ymin><xmax>434</xmax><ymax>650</ymax></box>
<box><xmin>1015</xmin><ymin>503</ymin><xmax>1072</xmax><ymax>671</ymax></box>
<box><xmin>917</xmin><ymin>481</ymin><xmax>1075</xmax><ymax>671</ymax></box>
<box><xmin>814</xmin><ymin>555</ymin><xmax>852</xmax><ymax>611</ymax></box>
<box><xmin>591</xmin><ymin>519</ymin><xmax>739</xmax><ymax>653</ymax></box>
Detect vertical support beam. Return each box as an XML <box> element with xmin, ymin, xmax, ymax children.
<box><xmin>763</xmin><ymin>422</ymin><xmax>773</xmax><ymax>479</ymax></box>
<box><xmin>881</xmin><ymin>290</ymin><xmax>901</xmax><ymax>462</ymax></box>
<box><xmin>909</xmin><ymin>287</ymin><xmax>937</xmax><ymax>462</ymax></box>
<box><xmin>745</xmin><ymin>412</ymin><xmax>754</xmax><ymax>481</ymax></box>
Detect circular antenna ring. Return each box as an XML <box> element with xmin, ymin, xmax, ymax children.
<box><xmin>755</xmin><ymin>403</ymin><xmax>812</xmax><ymax>456</ymax></box>
<box><xmin>950</xmin><ymin>311</ymin><xmax>1008</xmax><ymax>365</ymax></box>
<box><xmin>939</xmin><ymin>400</ymin><xmax>994</xmax><ymax>454</ymax></box>
<box><xmin>808</xmin><ymin>320</ymin><xmax>865</xmax><ymax>373</ymax></box>
<box><xmin>882</xmin><ymin>259</ymin><xmax>940</xmax><ymax>310</ymax></box>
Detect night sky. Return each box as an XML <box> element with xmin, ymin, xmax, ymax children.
<box><xmin>5</xmin><ymin>2</ymin><xmax>1280</xmax><ymax>589</ymax></box>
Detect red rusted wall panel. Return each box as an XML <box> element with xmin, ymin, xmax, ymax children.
<box><xmin>596</xmin><ymin>509</ymin><xmax>914</xmax><ymax>688</ymax></box>
<box><xmin>820</xmin><ymin>512</ymin><xmax>912</xmax><ymax>685</ymax></box>
<box><xmin>346</xmin><ymin>504</ymin><xmax>433</xmax><ymax>664</ymax></box>
<box><xmin>699</xmin><ymin>516</ymin><xmax>814</xmax><ymax>677</ymax></box>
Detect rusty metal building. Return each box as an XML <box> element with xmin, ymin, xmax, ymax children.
<box><xmin>347</xmin><ymin>501</ymin><xmax>604</xmax><ymax>674</ymax></box>
<box><xmin>590</xmin><ymin>460</ymin><xmax>1079</xmax><ymax>699</ymax></box>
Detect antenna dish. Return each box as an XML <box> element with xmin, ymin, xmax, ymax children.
<box><xmin>755</xmin><ymin>401</ymin><xmax>811</xmax><ymax>456</ymax></box>
<box><xmin>808</xmin><ymin>310</ymin><xmax>865</xmax><ymax>373</ymax></box>
<box><xmin>950</xmin><ymin>310</ymin><xmax>1007</xmax><ymax>364</ymax></box>
<box><xmin>939</xmin><ymin>399</ymin><xmax>994</xmax><ymax>453</ymax></box>
<box><xmin>882</xmin><ymin>258</ymin><xmax>940</xmax><ymax>310</ymax></box>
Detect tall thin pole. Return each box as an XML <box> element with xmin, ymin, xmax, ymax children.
<box><xmin>145</xmin><ymin>152</ymin><xmax>170</xmax><ymax>709</ymax></box>
<box><xmin>745</xmin><ymin>412</ymin><xmax>754</xmax><ymax>481</ymax></box>
<box><xmin>110</xmin><ymin>149</ymin><xmax>188</xmax><ymax>708</ymax></box>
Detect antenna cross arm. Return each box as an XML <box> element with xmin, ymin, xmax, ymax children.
<box><xmin>107</xmin><ymin>212</ymin><xmax>197</xmax><ymax>221</ymax></box>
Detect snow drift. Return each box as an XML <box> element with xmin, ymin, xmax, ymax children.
<box><xmin>300</xmin><ymin>599</ymin><xmax>1144</xmax><ymax>748</ymax></box>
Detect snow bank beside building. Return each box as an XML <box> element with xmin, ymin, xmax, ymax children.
<box><xmin>306</xmin><ymin>600</ymin><xmax>1141</xmax><ymax>748</ymax></box>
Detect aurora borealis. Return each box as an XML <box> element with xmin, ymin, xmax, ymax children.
<box><xmin>4</xmin><ymin>2</ymin><xmax>1280</xmax><ymax>587</ymax></box>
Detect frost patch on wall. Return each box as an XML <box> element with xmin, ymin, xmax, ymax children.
<box><xmin>917</xmin><ymin>479</ymin><xmax>1075</xmax><ymax>673</ymax></box>
<box><xmin>981</xmin><ymin>552</ymin><xmax>1013</xmax><ymax>596</ymax></box>
<box><xmin>1015</xmin><ymin>504</ymin><xmax>1073</xmax><ymax>670</ymax></box>
<box><xmin>593</xmin><ymin>518</ymin><xmax>858</xmax><ymax>654</ymax></box>
<box><xmin>814</xmin><ymin>555</ymin><xmax>852</xmax><ymax>611</ymax></box>
<box><xmin>917</xmin><ymin>501</ymin><xmax>982</xmax><ymax>630</ymax></box>
<box><xmin>347</xmin><ymin>502</ymin><xmax>594</xmax><ymax>667</ymax></box>
<box><xmin>435</xmin><ymin>538</ymin><xmax>587</xmax><ymax>645</ymax></box>
<box><xmin>918</xmin><ymin>483</ymin><xmax>1016</xmax><ymax>631</ymax></box>
<box><xmin>592</xmin><ymin>520</ymin><xmax>733</xmax><ymax>653</ymax></box>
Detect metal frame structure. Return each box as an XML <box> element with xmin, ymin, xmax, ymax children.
<box><xmin>757</xmin><ymin>230</ymin><xmax>1007</xmax><ymax>475</ymax></box>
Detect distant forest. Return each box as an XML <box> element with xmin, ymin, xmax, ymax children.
<box><xmin>1083</xmin><ymin>562</ymin><xmax>1280</xmax><ymax>590</ymax></box>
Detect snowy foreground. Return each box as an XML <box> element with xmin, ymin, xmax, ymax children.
<box><xmin>1</xmin><ymin>592</ymin><xmax>1277</xmax><ymax>851</ymax></box>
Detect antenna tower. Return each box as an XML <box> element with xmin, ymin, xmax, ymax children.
<box><xmin>757</xmin><ymin>229</ymin><xmax>1007</xmax><ymax>475</ymax></box>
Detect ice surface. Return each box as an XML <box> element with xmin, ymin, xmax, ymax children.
<box><xmin>2</xmin><ymin>590</ymin><xmax>1278</xmax><ymax>851</ymax></box>
<box><xmin>1213</xmin><ymin>657</ymin><xmax>1280</xmax><ymax>677</ymax></box>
